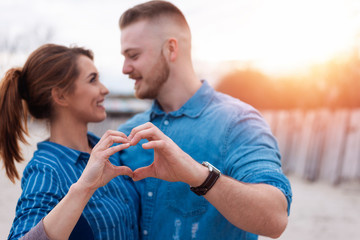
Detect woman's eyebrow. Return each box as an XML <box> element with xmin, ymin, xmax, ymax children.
<box><xmin>87</xmin><ymin>72</ymin><xmax>98</xmax><ymax>79</ymax></box>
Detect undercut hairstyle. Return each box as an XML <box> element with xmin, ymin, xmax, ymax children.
<box><xmin>0</xmin><ymin>43</ymin><xmax>93</xmax><ymax>183</ymax></box>
<box><xmin>119</xmin><ymin>0</ymin><xmax>189</xmax><ymax>31</ymax></box>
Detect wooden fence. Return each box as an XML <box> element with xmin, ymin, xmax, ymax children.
<box><xmin>88</xmin><ymin>109</ymin><xmax>360</xmax><ymax>185</ymax></box>
<box><xmin>261</xmin><ymin>109</ymin><xmax>360</xmax><ymax>185</ymax></box>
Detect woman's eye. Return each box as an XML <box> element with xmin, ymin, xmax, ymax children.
<box><xmin>89</xmin><ymin>74</ymin><xmax>98</xmax><ymax>83</ymax></box>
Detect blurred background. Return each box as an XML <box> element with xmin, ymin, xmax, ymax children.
<box><xmin>1</xmin><ymin>0</ymin><xmax>360</xmax><ymax>239</ymax></box>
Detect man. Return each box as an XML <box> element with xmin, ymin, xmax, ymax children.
<box><xmin>118</xmin><ymin>1</ymin><xmax>292</xmax><ymax>239</ymax></box>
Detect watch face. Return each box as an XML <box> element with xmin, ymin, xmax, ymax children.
<box><xmin>202</xmin><ymin>162</ymin><xmax>220</xmax><ymax>173</ymax></box>
<box><xmin>192</xmin><ymin>162</ymin><xmax>221</xmax><ymax>196</ymax></box>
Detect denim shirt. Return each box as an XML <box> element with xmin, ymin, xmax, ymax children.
<box><xmin>118</xmin><ymin>81</ymin><xmax>292</xmax><ymax>240</ymax></box>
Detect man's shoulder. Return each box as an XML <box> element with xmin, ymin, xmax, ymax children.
<box><xmin>210</xmin><ymin>90</ymin><xmax>258</xmax><ymax>114</ymax></box>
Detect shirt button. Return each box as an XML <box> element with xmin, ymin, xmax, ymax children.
<box><xmin>143</xmin><ymin>230</ymin><xmax>148</xmax><ymax>235</ymax></box>
<box><xmin>147</xmin><ymin>191</ymin><xmax>153</xmax><ymax>197</ymax></box>
<box><xmin>164</xmin><ymin>120</ymin><xmax>169</xmax><ymax>125</ymax></box>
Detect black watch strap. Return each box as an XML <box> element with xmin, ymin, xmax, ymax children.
<box><xmin>190</xmin><ymin>162</ymin><xmax>221</xmax><ymax>196</ymax></box>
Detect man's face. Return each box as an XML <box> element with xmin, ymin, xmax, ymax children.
<box><xmin>121</xmin><ymin>20</ymin><xmax>169</xmax><ymax>99</ymax></box>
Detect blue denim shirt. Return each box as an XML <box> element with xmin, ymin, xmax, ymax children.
<box><xmin>118</xmin><ymin>81</ymin><xmax>292</xmax><ymax>240</ymax></box>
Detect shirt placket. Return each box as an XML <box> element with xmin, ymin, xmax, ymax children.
<box><xmin>142</xmin><ymin>114</ymin><xmax>171</xmax><ymax>239</ymax></box>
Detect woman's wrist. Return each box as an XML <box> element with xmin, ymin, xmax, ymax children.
<box><xmin>70</xmin><ymin>181</ymin><xmax>96</xmax><ymax>200</ymax></box>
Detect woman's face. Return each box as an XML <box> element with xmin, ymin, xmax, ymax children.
<box><xmin>65</xmin><ymin>55</ymin><xmax>109</xmax><ymax>123</ymax></box>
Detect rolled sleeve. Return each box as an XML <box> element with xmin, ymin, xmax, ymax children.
<box><xmin>224</xmin><ymin>109</ymin><xmax>292</xmax><ymax>215</ymax></box>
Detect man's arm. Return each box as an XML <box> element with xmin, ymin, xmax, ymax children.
<box><xmin>202</xmin><ymin>174</ymin><xmax>288</xmax><ymax>238</ymax></box>
<box><xmin>129</xmin><ymin>122</ymin><xmax>289</xmax><ymax>238</ymax></box>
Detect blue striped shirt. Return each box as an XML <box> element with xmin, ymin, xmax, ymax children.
<box><xmin>8</xmin><ymin>132</ymin><xmax>140</xmax><ymax>240</ymax></box>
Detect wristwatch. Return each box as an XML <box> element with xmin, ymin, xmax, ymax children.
<box><xmin>190</xmin><ymin>162</ymin><xmax>221</xmax><ymax>196</ymax></box>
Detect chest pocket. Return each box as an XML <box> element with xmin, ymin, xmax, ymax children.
<box><xmin>166</xmin><ymin>181</ymin><xmax>208</xmax><ymax>217</ymax></box>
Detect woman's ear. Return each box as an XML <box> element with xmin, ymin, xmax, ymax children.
<box><xmin>166</xmin><ymin>38</ymin><xmax>178</xmax><ymax>62</ymax></box>
<box><xmin>51</xmin><ymin>87</ymin><xmax>69</xmax><ymax>107</ymax></box>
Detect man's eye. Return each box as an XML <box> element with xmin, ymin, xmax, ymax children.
<box><xmin>129</xmin><ymin>53</ymin><xmax>138</xmax><ymax>59</ymax></box>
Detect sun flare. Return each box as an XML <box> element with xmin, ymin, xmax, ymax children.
<box><xmin>192</xmin><ymin>0</ymin><xmax>360</xmax><ymax>75</ymax></box>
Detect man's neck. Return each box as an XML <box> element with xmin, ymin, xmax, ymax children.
<box><xmin>157</xmin><ymin>76</ymin><xmax>202</xmax><ymax>113</ymax></box>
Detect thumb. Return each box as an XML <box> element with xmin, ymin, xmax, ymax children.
<box><xmin>133</xmin><ymin>165</ymin><xmax>155</xmax><ymax>181</ymax></box>
<box><xmin>113</xmin><ymin>166</ymin><xmax>134</xmax><ymax>178</ymax></box>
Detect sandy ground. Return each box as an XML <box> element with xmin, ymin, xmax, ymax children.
<box><xmin>1</xmin><ymin>121</ymin><xmax>360</xmax><ymax>239</ymax></box>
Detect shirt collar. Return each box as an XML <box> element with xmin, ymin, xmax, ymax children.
<box><xmin>37</xmin><ymin>132</ymin><xmax>99</xmax><ymax>164</ymax></box>
<box><xmin>150</xmin><ymin>80</ymin><xmax>214</xmax><ymax>120</ymax></box>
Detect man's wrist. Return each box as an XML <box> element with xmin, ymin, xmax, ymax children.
<box><xmin>187</xmin><ymin>162</ymin><xmax>209</xmax><ymax>187</ymax></box>
<box><xmin>190</xmin><ymin>162</ymin><xmax>221</xmax><ymax>196</ymax></box>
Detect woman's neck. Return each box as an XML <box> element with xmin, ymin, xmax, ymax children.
<box><xmin>49</xmin><ymin>116</ymin><xmax>91</xmax><ymax>153</ymax></box>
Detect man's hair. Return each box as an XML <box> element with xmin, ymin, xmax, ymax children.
<box><xmin>119</xmin><ymin>0</ymin><xmax>189</xmax><ymax>30</ymax></box>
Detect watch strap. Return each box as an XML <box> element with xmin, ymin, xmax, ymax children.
<box><xmin>190</xmin><ymin>162</ymin><xmax>221</xmax><ymax>196</ymax></box>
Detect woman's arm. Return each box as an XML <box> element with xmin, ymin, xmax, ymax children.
<box><xmin>23</xmin><ymin>130</ymin><xmax>132</xmax><ymax>240</ymax></box>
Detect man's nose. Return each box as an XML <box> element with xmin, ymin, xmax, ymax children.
<box><xmin>122</xmin><ymin>60</ymin><xmax>133</xmax><ymax>75</ymax></box>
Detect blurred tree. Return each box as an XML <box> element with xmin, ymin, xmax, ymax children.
<box><xmin>215</xmin><ymin>47</ymin><xmax>360</xmax><ymax>109</ymax></box>
<box><xmin>215</xmin><ymin>68</ymin><xmax>276</xmax><ymax>109</ymax></box>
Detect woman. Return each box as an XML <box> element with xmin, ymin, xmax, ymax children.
<box><xmin>0</xmin><ymin>44</ymin><xmax>139</xmax><ymax>239</ymax></box>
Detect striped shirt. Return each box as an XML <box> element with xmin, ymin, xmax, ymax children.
<box><xmin>8</xmin><ymin>132</ymin><xmax>140</xmax><ymax>240</ymax></box>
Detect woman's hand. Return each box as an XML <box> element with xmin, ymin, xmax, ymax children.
<box><xmin>77</xmin><ymin>130</ymin><xmax>133</xmax><ymax>192</ymax></box>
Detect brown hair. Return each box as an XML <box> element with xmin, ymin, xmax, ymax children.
<box><xmin>119</xmin><ymin>0</ymin><xmax>189</xmax><ymax>30</ymax></box>
<box><xmin>0</xmin><ymin>43</ymin><xmax>93</xmax><ymax>183</ymax></box>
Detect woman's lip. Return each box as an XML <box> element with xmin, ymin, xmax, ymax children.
<box><xmin>97</xmin><ymin>99</ymin><xmax>105</xmax><ymax>106</ymax></box>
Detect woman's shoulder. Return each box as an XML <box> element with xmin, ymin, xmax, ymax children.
<box><xmin>23</xmin><ymin>141</ymin><xmax>68</xmax><ymax>180</ymax></box>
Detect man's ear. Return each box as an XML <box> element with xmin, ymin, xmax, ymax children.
<box><xmin>51</xmin><ymin>87</ymin><xmax>69</xmax><ymax>107</ymax></box>
<box><xmin>166</xmin><ymin>38</ymin><xmax>178</xmax><ymax>62</ymax></box>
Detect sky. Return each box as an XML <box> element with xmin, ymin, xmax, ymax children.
<box><xmin>1</xmin><ymin>0</ymin><xmax>360</xmax><ymax>94</ymax></box>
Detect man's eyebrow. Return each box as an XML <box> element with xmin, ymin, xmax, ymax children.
<box><xmin>122</xmin><ymin>48</ymin><xmax>139</xmax><ymax>55</ymax></box>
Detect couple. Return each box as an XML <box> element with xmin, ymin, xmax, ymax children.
<box><xmin>0</xmin><ymin>1</ymin><xmax>292</xmax><ymax>240</ymax></box>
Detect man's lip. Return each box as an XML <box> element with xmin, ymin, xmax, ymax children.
<box><xmin>134</xmin><ymin>78</ymin><xmax>142</xmax><ymax>85</ymax></box>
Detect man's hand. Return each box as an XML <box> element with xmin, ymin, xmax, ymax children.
<box><xmin>128</xmin><ymin>122</ymin><xmax>208</xmax><ymax>185</ymax></box>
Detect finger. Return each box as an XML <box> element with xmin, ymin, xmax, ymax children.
<box><xmin>104</xmin><ymin>143</ymin><xmax>130</xmax><ymax>157</ymax></box>
<box><xmin>113</xmin><ymin>166</ymin><xmax>133</xmax><ymax>178</ymax></box>
<box><xmin>132</xmin><ymin>165</ymin><xmax>155</xmax><ymax>181</ymax></box>
<box><xmin>96</xmin><ymin>130</ymin><xmax>129</xmax><ymax>147</ymax></box>
<box><xmin>130</xmin><ymin>127</ymin><xmax>165</xmax><ymax>146</ymax></box>
<box><xmin>142</xmin><ymin>140</ymin><xmax>166</xmax><ymax>150</ymax></box>
<box><xmin>103</xmin><ymin>130</ymin><xmax>128</xmax><ymax>138</ymax></box>
<box><xmin>128</xmin><ymin>122</ymin><xmax>154</xmax><ymax>141</ymax></box>
<box><xmin>96</xmin><ymin>136</ymin><xmax>129</xmax><ymax>151</ymax></box>
<box><xmin>103</xmin><ymin>136</ymin><xmax>129</xmax><ymax>149</ymax></box>
<box><xmin>129</xmin><ymin>128</ymin><xmax>154</xmax><ymax>146</ymax></box>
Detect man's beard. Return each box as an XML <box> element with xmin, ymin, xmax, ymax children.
<box><xmin>135</xmin><ymin>51</ymin><xmax>170</xmax><ymax>99</ymax></box>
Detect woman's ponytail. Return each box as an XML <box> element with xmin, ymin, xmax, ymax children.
<box><xmin>0</xmin><ymin>43</ymin><xmax>94</xmax><ymax>183</ymax></box>
<box><xmin>0</xmin><ymin>68</ymin><xmax>28</xmax><ymax>183</ymax></box>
